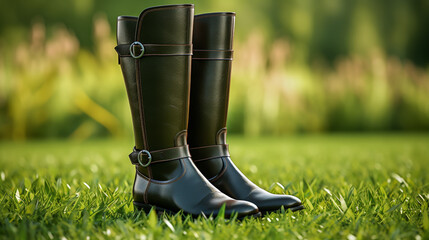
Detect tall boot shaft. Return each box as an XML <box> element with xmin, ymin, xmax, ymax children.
<box><xmin>117</xmin><ymin>5</ymin><xmax>194</xmax><ymax>151</ymax></box>
<box><xmin>117</xmin><ymin>17</ymin><xmax>141</xmax><ymax>147</ymax></box>
<box><xmin>188</xmin><ymin>13</ymin><xmax>235</xmax><ymax>147</ymax></box>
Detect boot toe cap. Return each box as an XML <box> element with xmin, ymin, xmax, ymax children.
<box><xmin>247</xmin><ymin>189</ymin><xmax>303</xmax><ymax>213</ymax></box>
<box><xmin>193</xmin><ymin>192</ymin><xmax>260</xmax><ymax>218</ymax></box>
<box><xmin>224</xmin><ymin>199</ymin><xmax>260</xmax><ymax>218</ymax></box>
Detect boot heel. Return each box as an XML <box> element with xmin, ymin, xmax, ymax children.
<box><xmin>133</xmin><ymin>202</ymin><xmax>154</xmax><ymax>214</ymax></box>
<box><xmin>133</xmin><ymin>202</ymin><xmax>177</xmax><ymax>216</ymax></box>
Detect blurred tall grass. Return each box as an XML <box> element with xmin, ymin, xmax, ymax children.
<box><xmin>0</xmin><ymin>18</ymin><xmax>127</xmax><ymax>140</ymax></box>
<box><xmin>231</xmin><ymin>35</ymin><xmax>429</xmax><ymax>135</ymax></box>
<box><xmin>1</xmin><ymin>1</ymin><xmax>429</xmax><ymax>140</ymax></box>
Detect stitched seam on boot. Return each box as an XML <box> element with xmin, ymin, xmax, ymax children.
<box><xmin>144</xmin><ymin>167</ymin><xmax>152</xmax><ymax>204</ymax></box>
<box><xmin>194</xmin><ymin>12</ymin><xmax>235</xmax><ymax>20</ymax></box>
<box><xmin>224</xmin><ymin>59</ymin><xmax>232</xmax><ymax>126</ymax></box>
<box><xmin>174</xmin><ymin>130</ymin><xmax>187</xmax><ymax>146</ymax></box>
<box><xmin>216</xmin><ymin>128</ymin><xmax>228</xmax><ymax>145</ymax></box>
<box><xmin>208</xmin><ymin>157</ymin><xmax>228</xmax><ymax>183</ymax></box>
<box><xmin>149</xmin><ymin>159</ymin><xmax>187</xmax><ymax>185</ymax></box>
<box><xmin>193</xmin><ymin>156</ymin><xmax>229</xmax><ymax>162</ymax></box>
<box><xmin>134</xmin><ymin>59</ymin><xmax>148</xmax><ymax>150</ymax></box>
<box><xmin>135</xmin><ymin>159</ymin><xmax>187</xmax><ymax>184</ymax></box>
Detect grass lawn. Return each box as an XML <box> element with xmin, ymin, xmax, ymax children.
<box><xmin>0</xmin><ymin>134</ymin><xmax>428</xmax><ymax>239</ymax></box>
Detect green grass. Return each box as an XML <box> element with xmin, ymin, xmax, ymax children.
<box><xmin>0</xmin><ymin>134</ymin><xmax>428</xmax><ymax>239</ymax></box>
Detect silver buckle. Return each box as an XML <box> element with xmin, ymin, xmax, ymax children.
<box><xmin>137</xmin><ymin>150</ymin><xmax>152</xmax><ymax>167</ymax></box>
<box><xmin>130</xmin><ymin>41</ymin><xmax>145</xmax><ymax>58</ymax></box>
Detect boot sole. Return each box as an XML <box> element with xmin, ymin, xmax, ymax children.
<box><xmin>261</xmin><ymin>204</ymin><xmax>305</xmax><ymax>216</ymax></box>
<box><xmin>134</xmin><ymin>201</ymin><xmax>176</xmax><ymax>215</ymax></box>
<box><xmin>290</xmin><ymin>204</ymin><xmax>305</xmax><ymax>212</ymax></box>
<box><xmin>133</xmin><ymin>201</ymin><xmax>261</xmax><ymax>219</ymax></box>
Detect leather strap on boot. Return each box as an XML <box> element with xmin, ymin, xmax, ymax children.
<box><xmin>115</xmin><ymin>43</ymin><xmax>192</xmax><ymax>59</ymax></box>
<box><xmin>190</xmin><ymin>144</ymin><xmax>230</xmax><ymax>162</ymax></box>
<box><xmin>193</xmin><ymin>49</ymin><xmax>233</xmax><ymax>61</ymax></box>
<box><xmin>129</xmin><ymin>145</ymin><xmax>191</xmax><ymax>167</ymax></box>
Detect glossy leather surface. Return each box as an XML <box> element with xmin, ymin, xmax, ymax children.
<box><xmin>188</xmin><ymin>13</ymin><xmax>235</xmax><ymax>147</ymax></box>
<box><xmin>188</xmin><ymin>13</ymin><xmax>303</xmax><ymax>213</ymax></box>
<box><xmin>117</xmin><ymin>5</ymin><xmax>259</xmax><ymax>218</ymax></box>
<box><xmin>134</xmin><ymin>158</ymin><xmax>259</xmax><ymax>217</ymax></box>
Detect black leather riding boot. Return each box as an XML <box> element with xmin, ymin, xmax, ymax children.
<box><xmin>188</xmin><ymin>12</ymin><xmax>304</xmax><ymax>214</ymax></box>
<box><xmin>115</xmin><ymin>5</ymin><xmax>259</xmax><ymax>218</ymax></box>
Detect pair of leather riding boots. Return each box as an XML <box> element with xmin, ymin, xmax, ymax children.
<box><xmin>115</xmin><ymin>4</ymin><xmax>303</xmax><ymax>218</ymax></box>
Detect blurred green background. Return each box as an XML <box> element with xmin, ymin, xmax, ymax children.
<box><xmin>1</xmin><ymin>0</ymin><xmax>429</xmax><ymax>140</ymax></box>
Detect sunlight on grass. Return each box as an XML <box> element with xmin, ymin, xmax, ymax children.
<box><xmin>0</xmin><ymin>134</ymin><xmax>428</xmax><ymax>239</ymax></box>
